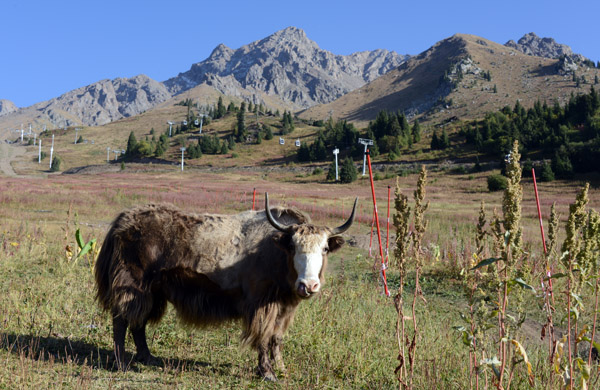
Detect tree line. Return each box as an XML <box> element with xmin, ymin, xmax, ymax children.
<box><xmin>460</xmin><ymin>86</ymin><xmax>600</xmax><ymax>177</ymax></box>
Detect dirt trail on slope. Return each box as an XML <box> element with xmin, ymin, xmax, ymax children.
<box><xmin>0</xmin><ymin>141</ymin><xmax>26</xmax><ymax>177</ymax></box>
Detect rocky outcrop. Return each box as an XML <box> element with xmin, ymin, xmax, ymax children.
<box><xmin>30</xmin><ymin>74</ymin><xmax>171</xmax><ymax>126</ymax></box>
<box><xmin>505</xmin><ymin>32</ymin><xmax>586</xmax><ymax>61</ymax></box>
<box><xmin>164</xmin><ymin>26</ymin><xmax>409</xmax><ymax>109</ymax></box>
<box><xmin>0</xmin><ymin>99</ymin><xmax>18</xmax><ymax>117</ymax></box>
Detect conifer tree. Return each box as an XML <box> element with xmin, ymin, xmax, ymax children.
<box><xmin>411</xmin><ymin>120</ymin><xmax>421</xmax><ymax>143</ymax></box>
<box><xmin>431</xmin><ymin>129</ymin><xmax>440</xmax><ymax>150</ymax></box>
<box><xmin>340</xmin><ymin>157</ymin><xmax>358</xmax><ymax>183</ymax></box>
<box><xmin>126</xmin><ymin>131</ymin><xmax>138</xmax><ymax>157</ymax></box>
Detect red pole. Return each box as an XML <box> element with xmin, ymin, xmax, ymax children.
<box><xmin>252</xmin><ymin>188</ymin><xmax>256</xmax><ymax>211</ymax></box>
<box><xmin>386</xmin><ymin>185</ymin><xmax>391</xmax><ymax>265</ymax></box>
<box><xmin>366</xmin><ymin>151</ymin><xmax>390</xmax><ymax>296</ymax></box>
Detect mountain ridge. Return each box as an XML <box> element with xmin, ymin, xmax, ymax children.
<box><xmin>299</xmin><ymin>33</ymin><xmax>600</xmax><ymax>126</ymax></box>
<box><xmin>163</xmin><ymin>26</ymin><xmax>409</xmax><ymax>110</ymax></box>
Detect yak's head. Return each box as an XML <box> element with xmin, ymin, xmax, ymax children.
<box><xmin>265</xmin><ymin>193</ymin><xmax>357</xmax><ymax>299</ymax></box>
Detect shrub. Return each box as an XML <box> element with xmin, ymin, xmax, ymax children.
<box><xmin>340</xmin><ymin>158</ymin><xmax>358</xmax><ymax>183</ymax></box>
<box><xmin>50</xmin><ymin>156</ymin><xmax>61</xmax><ymax>172</ymax></box>
<box><xmin>539</xmin><ymin>161</ymin><xmax>555</xmax><ymax>182</ymax></box>
<box><xmin>312</xmin><ymin>167</ymin><xmax>323</xmax><ymax>175</ymax></box>
<box><xmin>487</xmin><ymin>173</ymin><xmax>507</xmax><ymax>191</ymax></box>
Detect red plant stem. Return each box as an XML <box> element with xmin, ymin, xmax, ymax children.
<box><xmin>532</xmin><ymin>168</ymin><xmax>555</xmax><ymax>305</ymax></box>
<box><xmin>366</xmin><ymin>151</ymin><xmax>390</xmax><ymax>296</ymax></box>
<box><xmin>567</xmin><ymin>271</ymin><xmax>574</xmax><ymax>389</ymax></box>
<box><xmin>386</xmin><ymin>185</ymin><xmax>391</xmax><ymax>265</ymax></box>
<box><xmin>531</xmin><ymin>168</ymin><xmax>547</xmax><ymax>254</ymax></box>
<box><xmin>589</xmin><ymin>279</ymin><xmax>599</xmax><ymax>366</ymax></box>
<box><xmin>252</xmin><ymin>188</ymin><xmax>256</xmax><ymax>211</ymax></box>
<box><xmin>498</xmin><ymin>266</ymin><xmax>509</xmax><ymax>389</ymax></box>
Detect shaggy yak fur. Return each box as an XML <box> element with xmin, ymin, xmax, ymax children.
<box><xmin>94</xmin><ymin>195</ymin><xmax>356</xmax><ymax>381</ymax></box>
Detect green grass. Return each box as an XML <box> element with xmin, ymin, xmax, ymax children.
<box><xmin>0</xmin><ymin>169</ymin><xmax>599</xmax><ymax>389</ymax></box>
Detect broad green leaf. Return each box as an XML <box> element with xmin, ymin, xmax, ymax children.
<box><xmin>480</xmin><ymin>357</ymin><xmax>502</xmax><ymax>380</ymax></box>
<box><xmin>471</xmin><ymin>257</ymin><xmax>501</xmax><ymax>271</ymax></box>
<box><xmin>570</xmin><ymin>307</ymin><xmax>580</xmax><ymax>321</ymax></box>
<box><xmin>513</xmin><ymin>278</ymin><xmax>536</xmax><ymax>292</ymax></box>
<box><xmin>571</xmin><ymin>293</ymin><xmax>584</xmax><ymax>309</ymax></box>
<box><xmin>76</xmin><ymin>238</ymin><xmax>97</xmax><ymax>259</ymax></box>
<box><xmin>544</xmin><ymin>273</ymin><xmax>567</xmax><ymax>281</ymax></box>
<box><xmin>75</xmin><ymin>228</ymin><xmax>84</xmax><ymax>249</ymax></box>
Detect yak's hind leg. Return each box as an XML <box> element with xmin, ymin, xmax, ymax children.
<box><xmin>131</xmin><ymin>292</ymin><xmax>166</xmax><ymax>366</ymax></box>
<box><xmin>131</xmin><ymin>322</ymin><xmax>156</xmax><ymax>365</ymax></box>
<box><xmin>113</xmin><ymin>314</ymin><xmax>129</xmax><ymax>370</ymax></box>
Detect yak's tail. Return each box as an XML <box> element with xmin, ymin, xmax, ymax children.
<box><xmin>94</xmin><ymin>220</ymin><xmax>122</xmax><ymax>313</ymax></box>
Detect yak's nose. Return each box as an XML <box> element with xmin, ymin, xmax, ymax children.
<box><xmin>297</xmin><ymin>280</ymin><xmax>320</xmax><ymax>297</ymax></box>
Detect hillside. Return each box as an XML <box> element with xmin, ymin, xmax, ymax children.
<box><xmin>299</xmin><ymin>34</ymin><xmax>600</xmax><ymax>127</ymax></box>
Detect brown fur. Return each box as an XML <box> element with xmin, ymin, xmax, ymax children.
<box><xmin>94</xmin><ymin>203</ymin><xmax>343</xmax><ymax>380</ymax></box>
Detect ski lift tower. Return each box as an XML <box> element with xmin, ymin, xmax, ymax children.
<box><xmin>358</xmin><ymin>138</ymin><xmax>374</xmax><ymax>176</ymax></box>
<box><xmin>49</xmin><ymin>134</ymin><xmax>55</xmax><ymax>169</ymax></box>
<box><xmin>333</xmin><ymin>147</ymin><xmax>340</xmax><ymax>181</ymax></box>
<box><xmin>167</xmin><ymin>121</ymin><xmax>174</xmax><ymax>137</ymax></box>
<box><xmin>197</xmin><ymin>114</ymin><xmax>204</xmax><ymax>134</ymax></box>
<box><xmin>180</xmin><ymin>147</ymin><xmax>186</xmax><ymax>171</ymax></box>
<box><xmin>74</xmin><ymin>127</ymin><xmax>82</xmax><ymax>144</ymax></box>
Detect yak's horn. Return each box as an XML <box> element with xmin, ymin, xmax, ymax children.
<box><xmin>265</xmin><ymin>193</ymin><xmax>293</xmax><ymax>233</ymax></box>
<box><xmin>330</xmin><ymin>197</ymin><xmax>358</xmax><ymax>235</ymax></box>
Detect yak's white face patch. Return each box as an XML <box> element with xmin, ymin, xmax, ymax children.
<box><xmin>291</xmin><ymin>231</ymin><xmax>328</xmax><ymax>294</ymax></box>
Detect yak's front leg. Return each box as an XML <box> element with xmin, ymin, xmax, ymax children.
<box><xmin>269</xmin><ymin>334</ymin><xmax>286</xmax><ymax>372</ymax></box>
<box><xmin>257</xmin><ymin>342</ymin><xmax>277</xmax><ymax>381</ymax></box>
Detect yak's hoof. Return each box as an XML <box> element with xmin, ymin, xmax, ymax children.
<box><xmin>275</xmin><ymin>360</ymin><xmax>286</xmax><ymax>373</ymax></box>
<box><xmin>257</xmin><ymin>367</ymin><xmax>277</xmax><ymax>382</ymax></box>
<box><xmin>135</xmin><ymin>352</ymin><xmax>161</xmax><ymax>366</ymax></box>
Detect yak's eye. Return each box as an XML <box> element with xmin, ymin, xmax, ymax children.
<box><xmin>322</xmin><ymin>247</ymin><xmax>329</xmax><ymax>254</ymax></box>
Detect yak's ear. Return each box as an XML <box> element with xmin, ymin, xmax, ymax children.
<box><xmin>272</xmin><ymin>232</ymin><xmax>294</xmax><ymax>252</ymax></box>
<box><xmin>327</xmin><ymin>236</ymin><xmax>345</xmax><ymax>253</ymax></box>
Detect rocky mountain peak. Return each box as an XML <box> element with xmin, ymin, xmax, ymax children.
<box><xmin>505</xmin><ymin>32</ymin><xmax>579</xmax><ymax>59</ymax></box>
<box><xmin>164</xmin><ymin>27</ymin><xmax>408</xmax><ymax>109</ymax></box>
<box><xmin>0</xmin><ymin>99</ymin><xmax>18</xmax><ymax>117</ymax></box>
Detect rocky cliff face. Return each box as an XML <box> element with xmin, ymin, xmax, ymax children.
<box><xmin>0</xmin><ymin>99</ymin><xmax>18</xmax><ymax>117</ymax></box>
<box><xmin>505</xmin><ymin>32</ymin><xmax>585</xmax><ymax>60</ymax></box>
<box><xmin>164</xmin><ymin>26</ymin><xmax>409</xmax><ymax>109</ymax></box>
<box><xmin>30</xmin><ymin>74</ymin><xmax>171</xmax><ymax>126</ymax></box>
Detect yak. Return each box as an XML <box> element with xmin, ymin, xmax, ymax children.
<box><xmin>94</xmin><ymin>193</ymin><xmax>357</xmax><ymax>381</ymax></box>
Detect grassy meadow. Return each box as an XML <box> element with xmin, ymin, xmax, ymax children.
<box><xmin>0</xmin><ymin>164</ymin><xmax>599</xmax><ymax>389</ymax></box>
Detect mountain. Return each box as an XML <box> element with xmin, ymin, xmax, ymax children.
<box><xmin>505</xmin><ymin>32</ymin><xmax>585</xmax><ymax>60</ymax></box>
<box><xmin>0</xmin><ymin>75</ymin><xmax>171</xmax><ymax>129</ymax></box>
<box><xmin>164</xmin><ymin>26</ymin><xmax>409</xmax><ymax>110</ymax></box>
<box><xmin>0</xmin><ymin>27</ymin><xmax>407</xmax><ymax>129</ymax></box>
<box><xmin>0</xmin><ymin>99</ymin><xmax>18</xmax><ymax>117</ymax></box>
<box><xmin>299</xmin><ymin>33</ymin><xmax>600</xmax><ymax>126</ymax></box>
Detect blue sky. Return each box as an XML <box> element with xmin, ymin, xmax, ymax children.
<box><xmin>2</xmin><ymin>0</ymin><xmax>599</xmax><ymax>108</ymax></box>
